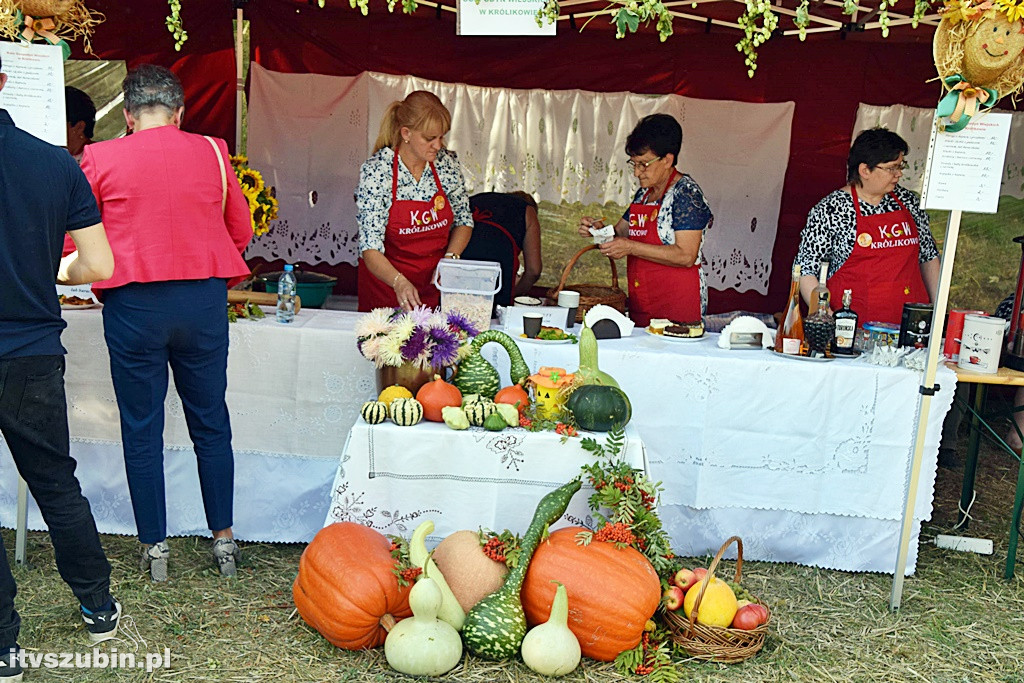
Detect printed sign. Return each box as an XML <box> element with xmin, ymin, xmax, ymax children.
<box><xmin>921</xmin><ymin>112</ymin><xmax>1011</xmax><ymax>214</ymax></box>
<box><xmin>0</xmin><ymin>42</ymin><xmax>66</xmax><ymax>146</ymax></box>
<box><xmin>457</xmin><ymin>0</ymin><xmax>556</xmax><ymax>36</ymax></box>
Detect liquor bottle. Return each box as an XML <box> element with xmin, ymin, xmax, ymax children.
<box><xmin>833</xmin><ymin>289</ymin><xmax>859</xmax><ymax>356</ymax></box>
<box><xmin>775</xmin><ymin>263</ymin><xmax>804</xmax><ymax>355</ymax></box>
<box><xmin>804</xmin><ymin>293</ymin><xmax>836</xmax><ymax>357</ymax></box>
<box><xmin>807</xmin><ymin>261</ymin><xmax>830</xmax><ymax>314</ymax></box>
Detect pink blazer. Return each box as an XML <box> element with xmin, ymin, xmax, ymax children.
<box><xmin>80</xmin><ymin>126</ymin><xmax>253</xmax><ymax>292</ymax></box>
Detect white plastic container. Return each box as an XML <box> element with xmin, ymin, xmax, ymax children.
<box><xmin>433</xmin><ymin>259</ymin><xmax>501</xmax><ymax>333</ymax></box>
<box><xmin>957</xmin><ymin>314</ymin><xmax>1005</xmax><ymax>374</ymax></box>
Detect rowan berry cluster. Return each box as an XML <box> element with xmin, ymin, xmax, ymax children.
<box><xmin>481</xmin><ymin>536</ymin><xmax>507</xmax><ymax>563</ymax></box>
<box><xmin>399</xmin><ymin>567</ymin><xmax>422</xmax><ymax>582</ymax></box>
<box><xmin>554</xmin><ymin>422</ymin><xmax>577</xmax><ymax>437</ymax></box>
<box><xmin>593</xmin><ymin>521</ymin><xmax>637</xmax><ymax>545</ymax></box>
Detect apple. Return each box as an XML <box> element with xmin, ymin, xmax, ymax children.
<box><xmin>748</xmin><ymin>603</ymin><xmax>770</xmax><ymax>624</ymax></box>
<box><xmin>662</xmin><ymin>585</ymin><xmax>685</xmax><ymax>611</ymax></box>
<box><xmin>737</xmin><ymin>599</ymin><xmax>752</xmax><ymax>609</ymax></box>
<box><xmin>730</xmin><ymin>604</ymin><xmax>762</xmax><ymax>630</ymax></box>
<box><xmin>673</xmin><ymin>568</ymin><xmax>698</xmax><ymax>592</ymax></box>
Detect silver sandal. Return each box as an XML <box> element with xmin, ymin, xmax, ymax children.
<box><xmin>140</xmin><ymin>541</ymin><xmax>170</xmax><ymax>582</ymax></box>
<box><xmin>212</xmin><ymin>538</ymin><xmax>240</xmax><ymax>577</ymax></box>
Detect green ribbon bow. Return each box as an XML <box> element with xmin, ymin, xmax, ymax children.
<box><xmin>936</xmin><ymin>74</ymin><xmax>998</xmax><ymax>133</ymax></box>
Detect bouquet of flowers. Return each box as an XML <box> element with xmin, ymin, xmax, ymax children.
<box><xmin>355</xmin><ymin>306</ymin><xmax>479</xmax><ymax>370</ymax></box>
<box><xmin>230</xmin><ymin>155</ymin><xmax>279</xmax><ymax>236</ymax></box>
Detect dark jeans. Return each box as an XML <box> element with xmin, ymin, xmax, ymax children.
<box><xmin>102</xmin><ymin>279</ymin><xmax>235</xmax><ymax>544</ymax></box>
<box><xmin>0</xmin><ymin>355</ymin><xmax>112</xmax><ymax>648</ymax></box>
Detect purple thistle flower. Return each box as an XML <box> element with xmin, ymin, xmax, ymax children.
<box><xmin>445</xmin><ymin>310</ymin><xmax>479</xmax><ymax>337</ymax></box>
<box><xmin>400</xmin><ymin>328</ymin><xmax>430</xmax><ymax>362</ymax></box>
<box><xmin>427</xmin><ymin>326</ymin><xmax>460</xmax><ymax>367</ymax></box>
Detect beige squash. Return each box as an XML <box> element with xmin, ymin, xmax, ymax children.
<box><xmin>431</xmin><ymin>530</ymin><xmax>509</xmax><ymax>612</ymax></box>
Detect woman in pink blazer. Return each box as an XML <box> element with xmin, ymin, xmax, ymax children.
<box><xmin>81</xmin><ymin>64</ymin><xmax>252</xmax><ymax>582</ymax></box>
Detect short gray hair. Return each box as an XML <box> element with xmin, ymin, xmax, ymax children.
<box><xmin>123</xmin><ymin>64</ymin><xmax>184</xmax><ymax>116</ymax></box>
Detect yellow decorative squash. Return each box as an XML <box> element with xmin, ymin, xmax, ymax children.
<box><xmin>378</xmin><ymin>384</ymin><xmax>413</xmax><ymax>405</ymax></box>
<box><xmin>682</xmin><ymin>577</ymin><xmax>737</xmax><ymax>628</ymax></box>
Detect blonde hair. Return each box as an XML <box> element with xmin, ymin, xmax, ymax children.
<box><xmin>372</xmin><ymin>90</ymin><xmax>452</xmax><ymax>154</ymax></box>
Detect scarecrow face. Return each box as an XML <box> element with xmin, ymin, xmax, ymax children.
<box><xmin>962</xmin><ymin>16</ymin><xmax>1024</xmax><ymax>86</ymax></box>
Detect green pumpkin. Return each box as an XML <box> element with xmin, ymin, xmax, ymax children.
<box><xmin>483</xmin><ymin>411</ymin><xmax>507</xmax><ymax>432</ymax></box>
<box><xmin>360</xmin><ymin>400</ymin><xmax>389</xmax><ymax>425</ymax></box>
<box><xmin>565</xmin><ymin>385</ymin><xmax>631</xmax><ymax>432</ymax></box>
<box><xmin>452</xmin><ymin>330</ymin><xmax>531</xmax><ymax>399</ymax></box>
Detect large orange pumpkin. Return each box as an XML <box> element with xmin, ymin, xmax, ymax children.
<box><xmin>521</xmin><ymin>527</ymin><xmax>661</xmax><ymax>661</ymax></box>
<box><xmin>416</xmin><ymin>375</ymin><xmax>463</xmax><ymax>422</ymax></box>
<box><xmin>293</xmin><ymin>522</ymin><xmax>413</xmax><ymax>649</ymax></box>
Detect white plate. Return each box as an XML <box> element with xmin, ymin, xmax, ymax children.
<box><xmin>517</xmin><ymin>335</ymin><xmax>573</xmax><ymax>345</ymax></box>
<box><xmin>61</xmin><ymin>302</ymin><xmax>101</xmax><ymax>310</ymax></box>
<box><xmin>770</xmin><ymin>349</ymin><xmax>835</xmax><ymax>362</ymax></box>
<box><xmin>645</xmin><ymin>327</ymin><xmax>706</xmax><ymax>342</ymax></box>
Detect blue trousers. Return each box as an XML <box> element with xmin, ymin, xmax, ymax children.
<box><xmin>102</xmin><ymin>278</ymin><xmax>234</xmax><ymax>544</ymax></box>
<box><xmin>0</xmin><ymin>355</ymin><xmax>112</xmax><ymax>648</ymax></box>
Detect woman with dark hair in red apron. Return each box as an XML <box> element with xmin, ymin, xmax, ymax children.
<box><xmin>796</xmin><ymin>128</ymin><xmax>939</xmax><ymax>324</ymax></box>
<box><xmin>578</xmin><ymin>114</ymin><xmax>713</xmax><ymax>328</ymax></box>
<box><xmin>356</xmin><ymin>91</ymin><xmax>474</xmax><ymax>312</ymax></box>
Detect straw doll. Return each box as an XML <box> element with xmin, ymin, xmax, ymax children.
<box><xmin>0</xmin><ymin>0</ymin><xmax>103</xmax><ymax>58</ymax></box>
<box><xmin>933</xmin><ymin>0</ymin><xmax>1024</xmax><ymax>131</ymax></box>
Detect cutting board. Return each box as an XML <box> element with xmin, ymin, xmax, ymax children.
<box><xmin>227</xmin><ymin>289</ymin><xmax>302</xmax><ymax>313</ymax></box>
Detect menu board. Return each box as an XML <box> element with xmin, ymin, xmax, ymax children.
<box><xmin>921</xmin><ymin>112</ymin><xmax>1011</xmax><ymax>214</ymax></box>
<box><xmin>0</xmin><ymin>42</ymin><xmax>66</xmax><ymax>146</ymax></box>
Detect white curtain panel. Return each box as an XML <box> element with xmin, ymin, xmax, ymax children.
<box><xmin>246</xmin><ymin>65</ymin><xmax>794</xmax><ymax>294</ymax></box>
<box><xmin>853</xmin><ymin>103</ymin><xmax>1024</xmax><ymax>199</ymax></box>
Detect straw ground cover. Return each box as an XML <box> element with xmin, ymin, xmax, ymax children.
<box><xmin>6</xmin><ymin>417</ymin><xmax>1024</xmax><ymax>682</ymax></box>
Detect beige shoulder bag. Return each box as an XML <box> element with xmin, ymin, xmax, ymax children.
<box><xmin>204</xmin><ymin>135</ymin><xmax>227</xmax><ymax>213</ymax></box>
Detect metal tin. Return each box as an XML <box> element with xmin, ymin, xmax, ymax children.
<box><xmin>958</xmin><ymin>314</ymin><xmax>1006</xmax><ymax>374</ymax></box>
<box><xmin>898</xmin><ymin>303</ymin><xmax>933</xmax><ymax>349</ymax></box>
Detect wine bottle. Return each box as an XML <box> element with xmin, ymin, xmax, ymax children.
<box><xmin>775</xmin><ymin>264</ymin><xmax>804</xmax><ymax>355</ymax></box>
<box><xmin>833</xmin><ymin>289</ymin><xmax>859</xmax><ymax>356</ymax></box>
<box><xmin>805</xmin><ymin>292</ymin><xmax>836</xmax><ymax>358</ymax></box>
<box><xmin>808</xmin><ymin>261</ymin><xmax>830</xmax><ymax>314</ymax></box>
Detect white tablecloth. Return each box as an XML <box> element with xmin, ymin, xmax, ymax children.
<box><xmin>325</xmin><ymin>421</ymin><xmax>647</xmax><ymax>541</ymax></box>
<box><xmin>0</xmin><ymin>310</ymin><xmax>955</xmax><ymax>574</ymax></box>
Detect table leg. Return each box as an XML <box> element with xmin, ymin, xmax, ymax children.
<box><xmin>15</xmin><ymin>476</ymin><xmax>27</xmax><ymax>565</ymax></box>
<box><xmin>1005</xmin><ymin>454</ymin><xmax>1024</xmax><ymax>579</ymax></box>
<box><xmin>958</xmin><ymin>385</ymin><xmax>987</xmax><ymax>529</ymax></box>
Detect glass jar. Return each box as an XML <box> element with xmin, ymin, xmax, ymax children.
<box><xmin>862</xmin><ymin>322</ymin><xmax>900</xmax><ymax>353</ymax></box>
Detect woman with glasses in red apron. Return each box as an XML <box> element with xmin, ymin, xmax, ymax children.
<box><xmin>578</xmin><ymin>114</ymin><xmax>713</xmax><ymax>328</ymax></box>
<box><xmin>356</xmin><ymin>91</ymin><xmax>474</xmax><ymax>312</ymax></box>
<box><xmin>796</xmin><ymin>128</ymin><xmax>940</xmax><ymax>324</ymax></box>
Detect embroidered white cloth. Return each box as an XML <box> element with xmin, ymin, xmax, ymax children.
<box><xmin>324</xmin><ymin>421</ymin><xmax>648</xmax><ymax>540</ymax></box>
<box><xmin>245</xmin><ymin>65</ymin><xmax>794</xmax><ymax>294</ymax></box>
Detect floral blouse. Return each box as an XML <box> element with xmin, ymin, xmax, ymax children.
<box><xmin>356</xmin><ymin>147</ymin><xmax>474</xmax><ymax>254</ymax></box>
<box><xmin>796</xmin><ymin>184</ymin><xmax>939</xmax><ymax>280</ymax></box>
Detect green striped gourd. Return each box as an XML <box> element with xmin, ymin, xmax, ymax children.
<box><xmin>389</xmin><ymin>398</ymin><xmax>423</xmax><ymax>426</ymax></box>
<box><xmin>465</xmin><ymin>400</ymin><xmax>496</xmax><ymax>427</ymax></box>
<box><xmin>462</xmin><ymin>479</ymin><xmax>582</xmax><ymax>661</ymax></box>
<box><xmin>360</xmin><ymin>400</ymin><xmax>389</xmax><ymax>425</ymax></box>
<box><xmin>452</xmin><ymin>330</ymin><xmax>531</xmax><ymax>400</ymax></box>
<box><xmin>566</xmin><ymin>385</ymin><xmax>631</xmax><ymax>432</ymax></box>
<box><xmin>575</xmin><ymin>324</ymin><xmax>619</xmax><ymax>387</ymax></box>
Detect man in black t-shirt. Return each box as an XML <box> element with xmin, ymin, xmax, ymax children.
<box><xmin>0</xmin><ymin>54</ymin><xmax>120</xmax><ymax>678</ymax></box>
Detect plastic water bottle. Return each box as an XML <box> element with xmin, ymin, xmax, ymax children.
<box><xmin>276</xmin><ymin>264</ymin><xmax>296</xmax><ymax>323</ymax></box>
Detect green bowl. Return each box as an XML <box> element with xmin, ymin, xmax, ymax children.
<box><xmin>259</xmin><ymin>271</ymin><xmax>337</xmax><ymax>309</ymax></box>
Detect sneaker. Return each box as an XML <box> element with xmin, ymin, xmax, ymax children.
<box><xmin>211</xmin><ymin>537</ymin><xmax>240</xmax><ymax>577</ymax></box>
<box><xmin>0</xmin><ymin>646</ymin><xmax>22</xmax><ymax>681</ymax></box>
<box><xmin>140</xmin><ymin>541</ymin><xmax>170</xmax><ymax>582</ymax></box>
<box><xmin>81</xmin><ymin>598</ymin><xmax>121</xmax><ymax>645</ymax></box>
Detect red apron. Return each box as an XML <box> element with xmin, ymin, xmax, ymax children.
<box><xmin>827</xmin><ymin>186</ymin><xmax>929</xmax><ymax>325</ymax></box>
<box><xmin>625</xmin><ymin>170</ymin><xmax>702</xmax><ymax>328</ymax></box>
<box><xmin>357</xmin><ymin>154</ymin><xmax>454</xmax><ymax>311</ymax></box>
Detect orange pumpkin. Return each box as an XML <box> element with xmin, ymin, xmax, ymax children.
<box><xmin>416</xmin><ymin>375</ymin><xmax>463</xmax><ymax>422</ymax></box>
<box><xmin>293</xmin><ymin>522</ymin><xmax>412</xmax><ymax>649</ymax></box>
<box><xmin>494</xmin><ymin>384</ymin><xmax>531</xmax><ymax>416</ymax></box>
<box><xmin>521</xmin><ymin>527</ymin><xmax>661</xmax><ymax>661</ymax></box>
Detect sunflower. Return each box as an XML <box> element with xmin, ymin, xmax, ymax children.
<box><xmin>237</xmin><ymin>167</ymin><xmax>265</xmax><ymax>196</ymax></box>
<box><xmin>994</xmin><ymin>0</ymin><xmax>1024</xmax><ymax>22</ymax></box>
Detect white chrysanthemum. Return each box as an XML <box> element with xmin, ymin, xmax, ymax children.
<box><xmin>392</xmin><ymin>315</ymin><xmax>415</xmax><ymax>344</ymax></box>
<box><xmin>354</xmin><ymin>308</ymin><xmax>394</xmax><ymax>339</ymax></box>
<box><xmin>378</xmin><ymin>335</ymin><xmax>405</xmax><ymax>367</ymax></box>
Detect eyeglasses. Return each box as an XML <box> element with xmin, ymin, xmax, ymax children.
<box><xmin>875</xmin><ymin>161</ymin><xmax>909</xmax><ymax>175</ymax></box>
<box><xmin>627</xmin><ymin>156</ymin><xmax>663</xmax><ymax>171</ymax></box>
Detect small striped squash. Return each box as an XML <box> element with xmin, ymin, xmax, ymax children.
<box><xmin>390</xmin><ymin>398</ymin><xmax>424</xmax><ymax>426</ymax></box>
<box><xmin>465</xmin><ymin>401</ymin><xmax>496</xmax><ymax>427</ymax></box>
<box><xmin>361</xmin><ymin>401</ymin><xmax>389</xmax><ymax>425</ymax></box>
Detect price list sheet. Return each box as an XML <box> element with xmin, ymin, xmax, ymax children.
<box><xmin>921</xmin><ymin>112</ymin><xmax>1012</xmax><ymax>214</ymax></box>
<box><xmin>0</xmin><ymin>42</ymin><xmax>66</xmax><ymax>146</ymax></box>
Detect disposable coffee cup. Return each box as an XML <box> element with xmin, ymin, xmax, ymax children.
<box><xmin>523</xmin><ymin>314</ymin><xmax>543</xmax><ymax>339</ymax></box>
<box><xmin>557</xmin><ymin>290</ymin><xmax>580</xmax><ymax>329</ymax></box>
<box><xmin>514</xmin><ymin>296</ymin><xmax>541</xmax><ymax>306</ymax></box>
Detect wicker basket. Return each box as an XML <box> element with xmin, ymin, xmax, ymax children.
<box><xmin>545</xmin><ymin>245</ymin><xmax>627</xmax><ymax>323</ymax></box>
<box><xmin>663</xmin><ymin>536</ymin><xmax>771</xmax><ymax>664</ymax></box>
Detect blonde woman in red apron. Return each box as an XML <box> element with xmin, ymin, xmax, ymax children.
<box><xmin>578</xmin><ymin>114</ymin><xmax>713</xmax><ymax>328</ymax></box>
<box><xmin>356</xmin><ymin>91</ymin><xmax>474</xmax><ymax>312</ymax></box>
<box><xmin>796</xmin><ymin>128</ymin><xmax>939</xmax><ymax>324</ymax></box>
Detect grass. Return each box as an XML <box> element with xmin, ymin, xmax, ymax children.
<box><xmin>7</xmin><ymin>414</ymin><xmax>1024</xmax><ymax>682</ymax></box>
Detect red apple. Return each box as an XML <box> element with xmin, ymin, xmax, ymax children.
<box><xmin>730</xmin><ymin>604</ymin><xmax>763</xmax><ymax>630</ymax></box>
<box><xmin>662</xmin><ymin>585</ymin><xmax>685</xmax><ymax>611</ymax></box>
<box><xmin>673</xmin><ymin>568</ymin><xmax>698</xmax><ymax>592</ymax></box>
<box><xmin>748</xmin><ymin>603</ymin><xmax>770</xmax><ymax>624</ymax></box>
<box><xmin>692</xmin><ymin>567</ymin><xmax>708</xmax><ymax>585</ymax></box>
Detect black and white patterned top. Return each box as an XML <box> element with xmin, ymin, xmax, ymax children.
<box><xmin>796</xmin><ymin>184</ymin><xmax>939</xmax><ymax>280</ymax></box>
<box><xmin>356</xmin><ymin>147</ymin><xmax>474</xmax><ymax>254</ymax></box>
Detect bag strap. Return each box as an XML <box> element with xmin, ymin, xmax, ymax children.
<box><xmin>204</xmin><ymin>135</ymin><xmax>227</xmax><ymax>214</ymax></box>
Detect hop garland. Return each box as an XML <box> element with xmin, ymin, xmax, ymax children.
<box><xmin>230</xmin><ymin>155</ymin><xmax>279</xmax><ymax>237</ymax></box>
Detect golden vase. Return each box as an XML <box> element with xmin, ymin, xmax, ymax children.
<box><xmin>375</xmin><ymin>362</ymin><xmax>433</xmax><ymax>396</ymax></box>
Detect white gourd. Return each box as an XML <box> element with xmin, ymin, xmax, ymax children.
<box><xmin>384</xmin><ymin>578</ymin><xmax>463</xmax><ymax>677</ymax></box>
<box><xmin>409</xmin><ymin>520</ymin><xmax>466</xmax><ymax>631</ymax></box>
<box><xmin>520</xmin><ymin>582</ymin><xmax>581</xmax><ymax>677</ymax></box>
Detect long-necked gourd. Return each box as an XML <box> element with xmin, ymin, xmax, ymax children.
<box><xmin>383</xmin><ymin>577</ymin><xmax>463</xmax><ymax>677</ymax></box>
<box><xmin>409</xmin><ymin>520</ymin><xmax>465</xmax><ymax>631</ymax></box>
<box><xmin>520</xmin><ymin>581</ymin><xmax>581</xmax><ymax>677</ymax></box>
<box><xmin>452</xmin><ymin>330</ymin><xmax>531</xmax><ymax>399</ymax></box>
<box><xmin>575</xmin><ymin>323</ymin><xmax>619</xmax><ymax>387</ymax></box>
<box><xmin>461</xmin><ymin>478</ymin><xmax>582</xmax><ymax>660</ymax></box>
